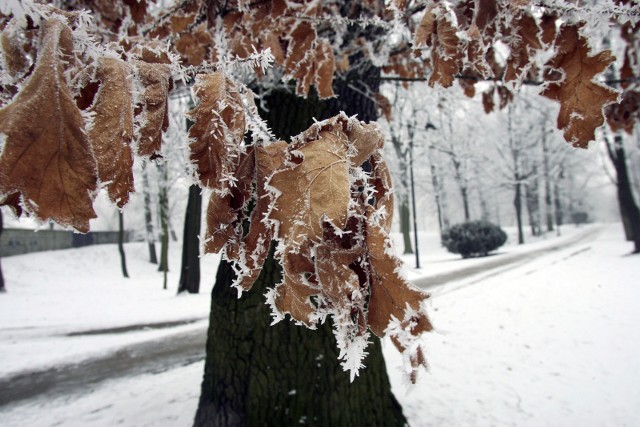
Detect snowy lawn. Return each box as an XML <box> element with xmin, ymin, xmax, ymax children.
<box><xmin>1</xmin><ymin>223</ymin><xmax>639</xmax><ymax>426</ymax></box>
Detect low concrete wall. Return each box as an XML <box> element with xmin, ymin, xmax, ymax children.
<box><xmin>0</xmin><ymin>228</ymin><xmax>131</xmax><ymax>257</ymax></box>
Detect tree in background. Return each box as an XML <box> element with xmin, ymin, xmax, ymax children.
<box><xmin>0</xmin><ymin>0</ymin><xmax>637</xmax><ymax>425</ymax></box>
<box><xmin>0</xmin><ymin>208</ymin><xmax>5</xmax><ymax>293</ymax></box>
<box><xmin>605</xmin><ymin>10</ymin><xmax>640</xmax><ymax>253</ymax></box>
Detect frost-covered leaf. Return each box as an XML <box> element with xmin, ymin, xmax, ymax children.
<box><xmin>0</xmin><ymin>192</ymin><xmax>23</xmax><ymax>217</ymax></box>
<box><xmin>606</xmin><ymin>90</ymin><xmax>640</xmax><ymax>135</ymax></box>
<box><xmin>414</xmin><ymin>4</ymin><xmax>467</xmax><ymax>86</ymax></box>
<box><xmin>0</xmin><ymin>18</ymin><xmax>97</xmax><ymax>232</ymax></box>
<box><xmin>89</xmin><ymin>57</ymin><xmax>135</xmax><ymax>208</ymax></box>
<box><xmin>272</xmin><ymin>245</ymin><xmax>318</xmax><ymax>326</ymax></box>
<box><xmin>269</xmin><ymin>129</ymin><xmax>350</xmax><ymax>246</ymax></box>
<box><xmin>504</xmin><ymin>13</ymin><xmax>542</xmax><ymax>84</ymax></box>
<box><xmin>365</xmin><ymin>206</ymin><xmax>432</xmax><ymax>382</ymax></box>
<box><xmin>229</xmin><ymin>141</ymin><xmax>287</xmax><ymax>291</ymax></box>
<box><xmin>283</xmin><ymin>21</ymin><xmax>335</xmax><ymax>98</ymax></box>
<box><xmin>540</xmin><ymin>25</ymin><xmax>619</xmax><ymax>148</ymax></box>
<box><xmin>263</xmin><ymin>114</ymin><xmax>432</xmax><ymax>381</ymax></box>
<box><xmin>203</xmin><ymin>147</ymin><xmax>255</xmax><ymax>255</ymax></box>
<box><xmin>187</xmin><ymin>73</ymin><xmax>246</xmax><ymax>191</ymax></box>
<box><xmin>134</xmin><ymin>60</ymin><xmax>171</xmax><ymax>158</ymax></box>
<box><xmin>369</xmin><ymin>154</ymin><xmax>394</xmax><ymax>233</ymax></box>
<box><xmin>175</xmin><ymin>24</ymin><xmax>213</xmax><ymax>66</ymax></box>
<box><xmin>0</xmin><ymin>20</ymin><xmax>32</xmax><ymax>81</ymax></box>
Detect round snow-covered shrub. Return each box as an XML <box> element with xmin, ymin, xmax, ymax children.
<box><xmin>441</xmin><ymin>221</ymin><xmax>507</xmax><ymax>258</ymax></box>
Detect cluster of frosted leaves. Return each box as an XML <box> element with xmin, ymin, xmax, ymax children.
<box><xmin>47</xmin><ymin>0</ymin><xmax>631</xmax><ymax>149</ymax></box>
<box><xmin>408</xmin><ymin>0</ymin><xmax>622</xmax><ymax>148</ymax></box>
<box><xmin>0</xmin><ymin>12</ymin><xmax>173</xmax><ymax>230</ymax></box>
<box><xmin>200</xmin><ymin>111</ymin><xmax>432</xmax><ymax>382</ymax></box>
<box><xmin>221</xmin><ymin>0</ymin><xmax>336</xmax><ymax>98</ymax></box>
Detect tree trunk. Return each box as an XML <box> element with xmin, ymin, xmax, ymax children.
<box><xmin>0</xmin><ymin>209</ymin><xmax>5</xmax><ymax>293</ymax></box>
<box><xmin>514</xmin><ymin>181</ymin><xmax>525</xmax><ymax>244</ymax></box>
<box><xmin>525</xmin><ymin>171</ymin><xmax>540</xmax><ymax>237</ymax></box>
<box><xmin>399</xmin><ymin>194</ymin><xmax>413</xmax><ymax>254</ymax></box>
<box><xmin>195</xmin><ymin>252</ymin><xmax>406</xmax><ymax>426</ymax></box>
<box><xmin>606</xmin><ymin>135</ymin><xmax>640</xmax><ymax>253</ymax></box>
<box><xmin>142</xmin><ymin>160</ymin><xmax>158</xmax><ymax>264</ymax></box>
<box><xmin>541</xmin><ymin>135</ymin><xmax>554</xmax><ymax>233</ymax></box>
<box><xmin>157</xmin><ymin>162</ymin><xmax>170</xmax><ymax>289</ymax></box>
<box><xmin>118</xmin><ymin>211</ymin><xmax>129</xmax><ymax>279</ymax></box>
<box><xmin>195</xmin><ymin>65</ymin><xmax>407</xmax><ymax>426</ymax></box>
<box><xmin>428</xmin><ymin>148</ymin><xmax>446</xmax><ymax>234</ymax></box>
<box><xmin>461</xmin><ymin>185</ymin><xmax>470</xmax><ymax>221</ymax></box>
<box><xmin>177</xmin><ymin>184</ymin><xmax>202</xmax><ymax>294</ymax></box>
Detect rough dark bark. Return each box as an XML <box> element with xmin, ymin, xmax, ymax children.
<box><xmin>606</xmin><ymin>135</ymin><xmax>640</xmax><ymax>253</ymax></box>
<box><xmin>195</xmin><ymin>252</ymin><xmax>406</xmax><ymax>427</ymax></box>
<box><xmin>461</xmin><ymin>185</ymin><xmax>470</xmax><ymax>221</ymax></box>
<box><xmin>195</xmin><ymin>64</ymin><xmax>407</xmax><ymax>426</ymax></box>
<box><xmin>177</xmin><ymin>184</ymin><xmax>202</xmax><ymax>294</ymax></box>
<box><xmin>118</xmin><ymin>211</ymin><xmax>129</xmax><ymax>279</ymax></box>
<box><xmin>142</xmin><ymin>161</ymin><xmax>158</xmax><ymax>264</ymax></box>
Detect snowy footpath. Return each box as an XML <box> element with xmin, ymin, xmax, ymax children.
<box><xmin>1</xmin><ymin>223</ymin><xmax>639</xmax><ymax>426</ymax></box>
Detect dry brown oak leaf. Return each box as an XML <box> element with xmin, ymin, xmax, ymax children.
<box><xmin>135</xmin><ymin>60</ymin><xmax>172</xmax><ymax>158</ymax></box>
<box><xmin>226</xmin><ymin>141</ymin><xmax>288</xmax><ymax>292</ymax></box>
<box><xmin>269</xmin><ymin>129</ymin><xmax>351</xmax><ymax>247</ymax></box>
<box><xmin>540</xmin><ymin>25</ymin><xmax>619</xmax><ymax>148</ymax></box>
<box><xmin>89</xmin><ymin>57</ymin><xmax>135</xmax><ymax>208</ymax></box>
<box><xmin>365</xmin><ymin>208</ymin><xmax>432</xmax><ymax>343</ymax></box>
<box><xmin>415</xmin><ymin>5</ymin><xmax>463</xmax><ymax>88</ymax></box>
<box><xmin>272</xmin><ymin>245</ymin><xmax>319</xmax><ymax>326</ymax></box>
<box><xmin>187</xmin><ymin>72</ymin><xmax>246</xmax><ymax>190</ymax></box>
<box><xmin>203</xmin><ymin>147</ymin><xmax>255</xmax><ymax>255</ymax></box>
<box><xmin>0</xmin><ymin>18</ymin><xmax>97</xmax><ymax>232</ymax></box>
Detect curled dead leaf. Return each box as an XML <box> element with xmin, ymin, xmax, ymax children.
<box><xmin>188</xmin><ymin>72</ymin><xmax>246</xmax><ymax>190</ymax></box>
<box><xmin>0</xmin><ymin>19</ymin><xmax>97</xmax><ymax>232</ymax></box>
<box><xmin>89</xmin><ymin>57</ymin><xmax>135</xmax><ymax>208</ymax></box>
<box><xmin>135</xmin><ymin>60</ymin><xmax>172</xmax><ymax>157</ymax></box>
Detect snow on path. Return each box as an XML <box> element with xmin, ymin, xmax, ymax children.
<box><xmin>385</xmin><ymin>223</ymin><xmax>640</xmax><ymax>426</ymax></box>
<box><xmin>1</xmin><ymin>224</ymin><xmax>638</xmax><ymax>426</ymax></box>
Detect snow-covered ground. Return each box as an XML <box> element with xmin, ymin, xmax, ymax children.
<box><xmin>1</xmin><ymin>223</ymin><xmax>639</xmax><ymax>426</ymax></box>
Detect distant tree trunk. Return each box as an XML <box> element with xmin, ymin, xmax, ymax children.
<box><xmin>169</xmin><ymin>217</ymin><xmax>179</xmax><ymax>242</ymax></box>
<box><xmin>399</xmin><ymin>194</ymin><xmax>413</xmax><ymax>254</ymax></box>
<box><xmin>195</xmin><ymin>67</ymin><xmax>407</xmax><ymax>426</ymax></box>
<box><xmin>477</xmin><ymin>181</ymin><xmax>491</xmax><ymax>222</ymax></box>
<box><xmin>606</xmin><ymin>134</ymin><xmax>640</xmax><ymax>253</ymax></box>
<box><xmin>118</xmin><ymin>211</ymin><xmax>129</xmax><ymax>278</ymax></box>
<box><xmin>554</xmin><ymin>175</ymin><xmax>563</xmax><ymax>228</ymax></box>
<box><xmin>461</xmin><ymin>185</ymin><xmax>471</xmax><ymax>221</ymax></box>
<box><xmin>541</xmin><ymin>133</ymin><xmax>554</xmax><ymax>233</ymax></box>
<box><xmin>0</xmin><ymin>209</ymin><xmax>5</xmax><ymax>293</ymax></box>
<box><xmin>514</xmin><ymin>181</ymin><xmax>525</xmax><ymax>244</ymax></box>
<box><xmin>525</xmin><ymin>170</ymin><xmax>541</xmax><ymax>237</ymax></box>
<box><xmin>177</xmin><ymin>184</ymin><xmax>202</xmax><ymax>294</ymax></box>
<box><xmin>451</xmin><ymin>158</ymin><xmax>470</xmax><ymax>222</ymax></box>
<box><xmin>142</xmin><ymin>161</ymin><xmax>158</xmax><ymax>264</ymax></box>
<box><xmin>428</xmin><ymin>147</ymin><xmax>446</xmax><ymax>234</ymax></box>
<box><xmin>157</xmin><ymin>162</ymin><xmax>170</xmax><ymax>289</ymax></box>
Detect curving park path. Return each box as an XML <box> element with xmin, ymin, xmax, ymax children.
<box><xmin>0</xmin><ymin>226</ymin><xmax>601</xmax><ymax>408</ymax></box>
